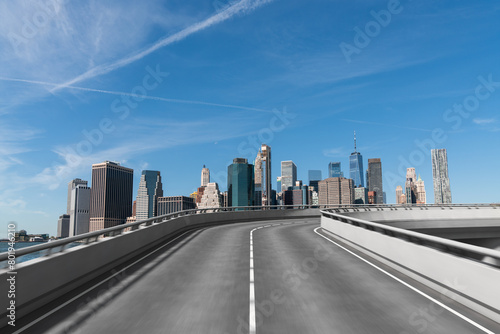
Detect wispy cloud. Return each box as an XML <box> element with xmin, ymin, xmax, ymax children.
<box><xmin>473</xmin><ymin>118</ymin><xmax>496</xmax><ymax>125</ymax></box>
<box><xmin>0</xmin><ymin>76</ymin><xmax>271</xmax><ymax>113</ymax></box>
<box><xmin>323</xmin><ymin>147</ymin><xmax>346</xmax><ymax>158</ymax></box>
<box><xmin>31</xmin><ymin>116</ymin><xmax>259</xmax><ymax>189</ymax></box>
<box><xmin>52</xmin><ymin>0</ymin><xmax>274</xmax><ymax>91</ymax></box>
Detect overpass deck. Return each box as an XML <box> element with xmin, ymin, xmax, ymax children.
<box><xmin>7</xmin><ymin>218</ymin><xmax>499</xmax><ymax>334</ymax></box>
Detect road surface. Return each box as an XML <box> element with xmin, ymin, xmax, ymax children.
<box><xmin>10</xmin><ymin>218</ymin><xmax>500</xmax><ymax>333</ymax></box>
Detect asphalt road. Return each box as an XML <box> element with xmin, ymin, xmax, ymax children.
<box><xmin>11</xmin><ymin>218</ymin><xmax>500</xmax><ymax>334</ymax></box>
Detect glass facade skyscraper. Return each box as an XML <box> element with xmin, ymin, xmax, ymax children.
<box><xmin>349</xmin><ymin>153</ymin><xmax>364</xmax><ymax>188</ymax></box>
<box><xmin>431</xmin><ymin>149</ymin><xmax>452</xmax><ymax>204</ymax></box>
<box><xmin>349</xmin><ymin>132</ymin><xmax>364</xmax><ymax>187</ymax></box>
<box><xmin>308</xmin><ymin>170</ymin><xmax>322</xmax><ymax>183</ymax></box>
<box><xmin>308</xmin><ymin>170</ymin><xmax>322</xmax><ymax>193</ymax></box>
<box><xmin>281</xmin><ymin>161</ymin><xmax>297</xmax><ymax>191</ymax></box>
<box><xmin>228</xmin><ymin>158</ymin><xmax>255</xmax><ymax>208</ymax></box>
<box><xmin>136</xmin><ymin>170</ymin><xmax>163</xmax><ymax>220</ymax></box>
<box><xmin>328</xmin><ymin>162</ymin><xmax>343</xmax><ymax>178</ymax></box>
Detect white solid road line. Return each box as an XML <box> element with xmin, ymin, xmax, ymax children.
<box><xmin>249</xmin><ymin>227</ymin><xmax>257</xmax><ymax>334</ymax></box>
<box><xmin>249</xmin><ymin>220</ymin><xmax>312</xmax><ymax>334</ymax></box>
<box><xmin>12</xmin><ymin>229</ymin><xmax>200</xmax><ymax>334</ymax></box>
<box><xmin>313</xmin><ymin>227</ymin><xmax>495</xmax><ymax>334</ymax></box>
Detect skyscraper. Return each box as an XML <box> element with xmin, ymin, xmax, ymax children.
<box><xmin>396</xmin><ymin>185</ymin><xmax>404</xmax><ymax>204</ymax></box>
<box><xmin>349</xmin><ymin>132</ymin><xmax>364</xmax><ymax>187</ymax></box>
<box><xmin>405</xmin><ymin>167</ymin><xmax>417</xmax><ymax>204</ymax></box>
<box><xmin>201</xmin><ymin>165</ymin><xmax>210</xmax><ymax>187</ymax></box>
<box><xmin>57</xmin><ymin>214</ymin><xmax>70</xmax><ymax>238</ymax></box>
<box><xmin>367</xmin><ymin>158</ymin><xmax>383</xmax><ymax>204</ymax></box>
<box><xmin>308</xmin><ymin>170</ymin><xmax>322</xmax><ymax>183</ymax></box>
<box><xmin>90</xmin><ymin>161</ymin><xmax>133</xmax><ymax>231</ymax></box>
<box><xmin>416</xmin><ymin>175</ymin><xmax>426</xmax><ymax>204</ymax></box>
<box><xmin>432</xmin><ymin>149</ymin><xmax>452</xmax><ymax>204</ymax></box>
<box><xmin>328</xmin><ymin>162</ymin><xmax>343</xmax><ymax>178</ymax></box>
<box><xmin>308</xmin><ymin>170</ymin><xmax>322</xmax><ymax>193</ymax></box>
<box><xmin>69</xmin><ymin>183</ymin><xmax>90</xmax><ymax>236</ymax></box>
<box><xmin>136</xmin><ymin>170</ymin><xmax>163</xmax><ymax>221</ymax></box>
<box><xmin>281</xmin><ymin>160</ymin><xmax>297</xmax><ymax>191</ymax></box>
<box><xmin>255</xmin><ymin>144</ymin><xmax>272</xmax><ymax>206</ymax></box>
<box><xmin>276</xmin><ymin>176</ymin><xmax>282</xmax><ymax>194</ymax></box>
<box><xmin>67</xmin><ymin>178</ymin><xmax>87</xmax><ymax>214</ymax></box>
<box><xmin>198</xmin><ymin>182</ymin><xmax>222</xmax><ymax>209</ymax></box>
<box><xmin>228</xmin><ymin>158</ymin><xmax>255</xmax><ymax>208</ymax></box>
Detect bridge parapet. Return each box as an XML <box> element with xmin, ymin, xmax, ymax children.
<box><xmin>0</xmin><ymin>206</ymin><xmax>320</xmax><ymax>328</ymax></box>
<box><xmin>321</xmin><ymin>209</ymin><xmax>500</xmax><ymax>324</ymax></box>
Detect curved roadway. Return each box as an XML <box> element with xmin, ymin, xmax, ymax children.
<box><xmin>10</xmin><ymin>218</ymin><xmax>500</xmax><ymax>334</ymax></box>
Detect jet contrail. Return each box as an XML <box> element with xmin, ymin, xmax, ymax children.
<box><xmin>0</xmin><ymin>76</ymin><xmax>272</xmax><ymax>113</ymax></box>
<box><xmin>51</xmin><ymin>0</ymin><xmax>275</xmax><ymax>92</ymax></box>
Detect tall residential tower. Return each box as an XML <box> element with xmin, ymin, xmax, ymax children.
<box><xmin>432</xmin><ymin>149</ymin><xmax>452</xmax><ymax>204</ymax></box>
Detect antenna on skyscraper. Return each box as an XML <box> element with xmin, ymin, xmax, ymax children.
<box><xmin>354</xmin><ymin>131</ymin><xmax>357</xmax><ymax>152</ymax></box>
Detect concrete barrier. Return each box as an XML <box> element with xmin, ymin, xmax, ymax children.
<box><xmin>0</xmin><ymin>209</ymin><xmax>320</xmax><ymax>328</ymax></box>
<box><xmin>321</xmin><ymin>215</ymin><xmax>500</xmax><ymax>323</ymax></box>
<box><xmin>337</xmin><ymin>206</ymin><xmax>500</xmax><ymax>226</ymax></box>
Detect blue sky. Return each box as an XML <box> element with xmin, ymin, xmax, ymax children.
<box><xmin>1</xmin><ymin>0</ymin><xmax>500</xmax><ymax>237</ymax></box>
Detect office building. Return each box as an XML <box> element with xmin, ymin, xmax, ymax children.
<box><xmin>318</xmin><ymin>177</ymin><xmax>354</xmax><ymax>206</ymax></box>
<box><xmin>196</xmin><ymin>186</ymin><xmax>205</xmax><ymax>205</ymax></box>
<box><xmin>368</xmin><ymin>191</ymin><xmax>376</xmax><ymax>204</ymax></box>
<box><xmin>405</xmin><ymin>167</ymin><xmax>417</xmax><ymax>204</ymax></box>
<box><xmin>292</xmin><ymin>181</ymin><xmax>309</xmax><ymax>206</ymax></box>
<box><xmin>201</xmin><ymin>165</ymin><xmax>210</xmax><ymax>187</ymax></box>
<box><xmin>328</xmin><ymin>162</ymin><xmax>343</xmax><ymax>178</ymax></box>
<box><xmin>198</xmin><ymin>182</ymin><xmax>222</xmax><ymax>209</ymax></box>
<box><xmin>89</xmin><ymin>161</ymin><xmax>133</xmax><ymax>231</ymax></box>
<box><xmin>57</xmin><ymin>214</ymin><xmax>70</xmax><ymax>238</ymax></box>
<box><xmin>308</xmin><ymin>170</ymin><xmax>322</xmax><ymax>192</ymax></box>
<box><xmin>228</xmin><ymin>158</ymin><xmax>255</xmax><ymax>208</ymax></box>
<box><xmin>281</xmin><ymin>161</ymin><xmax>297</xmax><ymax>192</ymax></box>
<box><xmin>416</xmin><ymin>175</ymin><xmax>426</xmax><ymax>204</ymax></box>
<box><xmin>396</xmin><ymin>185</ymin><xmax>404</xmax><ymax>204</ymax></box>
<box><xmin>255</xmin><ymin>144</ymin><xmax>272</xmax><ymax>206</ymax></box>
<box><xmin>367</xmin><ymin>158</ymin><xmax>383</xmax><ymax>204</ymax></box>
<box><xmin>276</xmin><ymin>176</ymin><xmax>282</xmax><ymax>195</ymax></box>
<box><xmin>354</xmin><ymin>187</ymin><xmax>368</xmax><ymax>204</ymax></box>
<box><xmin>311</xmin><ymin>191</ymin><xmax>319</xmax><ymax>206</ymax></box>
<box><xmin>69</xmin><ymin>184</ymin><xmax>91</xmax><ymax>236</ymax></box>
<box><xmin>432</xmin><ymin>149</ymin><xmax>452</xmax><ymax>204</ymax></box>
<box><xmin>349</xmin><ymin>132</ymin><xmax>364</xmax><ymax>187</ymax></box>
<box><xmin>67</xmin><ymin>179</ymin><xmax>87</xmax><ymax>214</ymax></box>
<box><xmin>222</xmin><ymin>191</ymin><xmax>228</xmax><ymax>207</ymax></box>
<box><xmin>157</xmin><ymin>196</ymin><xmax>196</xmax><ymax>216</ymax></box>
<box><xmin>136</xmin><ymin>170</ymin><xmax>163</xmax><ymax>221</ymax></box>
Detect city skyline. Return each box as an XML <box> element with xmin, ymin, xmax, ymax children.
<box><xmin>1</xmin><ymin>1</ymin><xmax>500</xmax><ymax>238</ymax></box>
